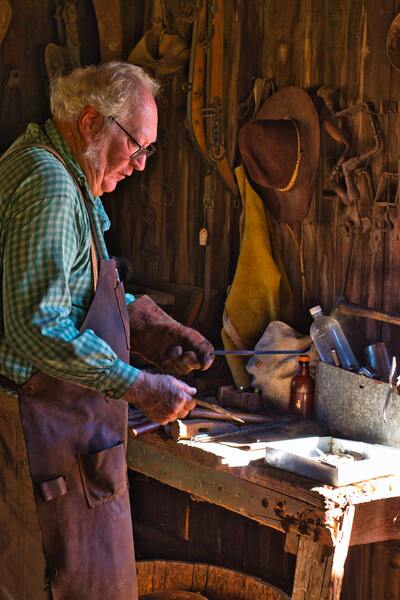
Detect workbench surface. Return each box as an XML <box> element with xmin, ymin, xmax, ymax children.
<box><xmin>127</xmin><ymin>431</ymin><xmax>400</xmax><ymax>599</ymax></box>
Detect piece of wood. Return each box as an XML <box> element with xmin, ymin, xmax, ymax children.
<box><xmin>350</xmin><ymin>497</ymin><xmax>400</xmax><ymax>546</ymax></box>
<box><xmin>328</xmin><ymin>504</ymin><xmax>355</xmax><ymax>600</ymax></box>
<box><xmin>163</xmin><ymin>561</ymin><xmax>194</xmax><ymax>593</ymax></box>
<box><xmin>291</xmin><ymin>538</ymin><xmax>334</xmax><ymax>600</ymax></box>
<box><xmin>136</xmin><ymin>560</ymin><xmax>154</xmax><ymax>596</ymax></box>
<box><xmin>284</xmin><ymin>532</ymin><xmax>300</xmax><ymax>555</ymax></box>
<box><xmin>218</xmin><ymin>385</ymin><xmax>263</xmax><ymax>413</ymax></box>
<box><xmin>169</xmin><ymin>419</ymin><xmax>237</xmax><ymax>441</ymax></box>
<box><xmin>140</xmin><ymin>594</ymin><xmax>207</xmax><ymax>600</ymax></box>
<box><xmin>181</xmin><ymin>288</ymin><xmax>203</xmax><ymax>327</ymax></box>
<box><xmin>136</xmin><ymin>560</ymin><xmax>289</xmax><ymax>599</ymax></box>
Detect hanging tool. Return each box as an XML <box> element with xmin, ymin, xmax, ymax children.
<box><xmin>93</xmin><ymin>0</ymin><xmax>123</xmax><ymax>61</ymax></box>
<box><xmin>387</xmin><ymin>13</ymin><xmax>400</xmax><ymax>72</ymax></box>
<box><xmin>0</xmin><ymin>68</ymin><xmax>23</xmax><ymax>149</ymax></box>
<box><xmin>335</xmin><ymin>101</ymin><xmax>383</xmax><ymax>204</ymax></box>
<box><xmin>335</xmin><ymin>296</ymin><xmax>400</xmax><ymax>326</ymax></box>
<box><xmin>317</xmin><ymin>86</ymin><xmax>351</xmax><ymax>205</ymax></box>
<box><xmin>186</xmin><ymin>0</ymin><xmax>239</xmax><ymax>198</ymax></box>
<box><xmin>371</xmin><ymin>171</ymin><xmax>397</xmax><ymax>247</ymax></box>
<box><xmin>0</xmin><ymin>0</ymin><xmax>11</xmax><ymax>46</ymax></box>
<box><xmin>44</xmin><ymin>0</ymin><xmax>81</xmax><ymax>80</ymax></box>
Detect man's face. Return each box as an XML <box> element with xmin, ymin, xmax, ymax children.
<box><xmin>89</xmin><ymin>92</ymin><xmax>158</xmax><ymax>196</ymax></box>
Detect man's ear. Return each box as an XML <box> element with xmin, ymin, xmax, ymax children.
<box><xmin>78</xmin><ymin>106</ymin><xmax>105</xmax><ymax>142</ymax></box>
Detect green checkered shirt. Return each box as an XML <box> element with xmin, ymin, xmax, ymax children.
<box><xmin>0</xmin><ymin>119</ymin><xmax>139</xmax><ymax>398</ymax></box>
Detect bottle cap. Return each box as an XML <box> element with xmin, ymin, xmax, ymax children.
<box><xmin>299</xmin><ymin>355</ymin><xmax>310</xmax><ymax>362</ymax></box>
<box><xmin>309</xmin><ymin>305</ymin><xmax>322</xmax><ymax>317</ymax></box>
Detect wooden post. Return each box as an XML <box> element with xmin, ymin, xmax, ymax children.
<box><xmin>292</xmin><ymin>504</ymin><xmax>355</xmax><ymax>600</ymax></box>
<box><xmin>291</xmin><ymin>538</ymin><xmax>333</xmax><ymax>600</ymax></box>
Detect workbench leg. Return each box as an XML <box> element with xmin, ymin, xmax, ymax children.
<box><xmin>291</xmin><ymin>505</ymin><xmax>355</xmax><ymax>600</ymax></box>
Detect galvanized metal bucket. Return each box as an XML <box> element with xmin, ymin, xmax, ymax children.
<box><xmin>316</xmin><ymin>362</ymin><xmax>400</xmax><ymax>447</ymax></box>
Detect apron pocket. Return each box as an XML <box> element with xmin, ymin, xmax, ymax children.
<box><xmin>39</xmin><ymin>476</ymin><xmax>68</xmax><ymax>501</ymax></box>
<box><xmin>78</xmin><ymin>441</ymin><xmax>128</xmax><ymax>508</ymax></box>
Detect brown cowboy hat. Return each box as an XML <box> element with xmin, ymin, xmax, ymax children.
<box><xmin>238</xmin><ymin>86</ymin><xmax>320</xmax><ymax>224</ymax></box>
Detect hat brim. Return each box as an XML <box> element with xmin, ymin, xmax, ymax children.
<box><xmin>243</xmin><ymin>86</ymin><xmax>320</xmax><ymax>224</ymax></box>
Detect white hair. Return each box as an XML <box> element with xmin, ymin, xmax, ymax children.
<box><xmin>50</xmin><ymin>61</ymin><xmax>160</xmax><ymax>123</ymax></box>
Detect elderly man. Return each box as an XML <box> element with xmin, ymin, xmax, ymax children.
<box><xmin>0</xmin><ymin>61</ymin><xmax>213</xmax><ymax>600</ymax></box>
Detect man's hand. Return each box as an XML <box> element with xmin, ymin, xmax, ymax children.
<box><xmin>122</xmin><ymin>371</ymin><xmax>197</xmax><ymax>424</ymax></box>
<box><xmin>128</xmin><ymin>295</ymin><xmax>214</xmax><ymax>376</ymax></box>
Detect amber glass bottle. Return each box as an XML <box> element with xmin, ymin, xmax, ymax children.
<box><xmin>290</xmin><ymin>355</ymin><xmax>315</xmax><ymax>419</ymax></box>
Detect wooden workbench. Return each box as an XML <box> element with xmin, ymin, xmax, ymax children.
<box><xmin>127</xmin><ymin>431</ymin><xmax>400</xmax><ymax>600</ymax></box>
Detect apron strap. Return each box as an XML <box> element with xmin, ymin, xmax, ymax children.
<box><xmin>0</xmin><ymin>142</ymin><xmax>102</xmax><ymax>290</ymax></box>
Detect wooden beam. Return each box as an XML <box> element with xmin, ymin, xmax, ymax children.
<box><xmin>292</xmin><ymin>504</ymin><xmax>354</xmax><ymax>599</ymax></box>
<box><xmin>350</xmin><ymin>497</ymin><xmax>400</xmax><ymax>546</ymax></box>
<box><xmin>127</xmin><ymin>435</ymin><xmax>330</xmax><ymax>544</ymax></box>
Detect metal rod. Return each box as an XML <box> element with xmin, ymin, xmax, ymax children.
<box><xmin>212</xmin><ymin>349</ymin><xmax>310</xmax><ymax>356</ymax></box>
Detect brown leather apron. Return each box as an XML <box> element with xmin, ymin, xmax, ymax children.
<box><xmin>0</xmin><ymin>145</ymin><xmax>137</xmax><ymax>599</ymax></box>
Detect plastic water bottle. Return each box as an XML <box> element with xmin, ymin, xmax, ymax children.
<box><xmin>309</xmin><ymin>305</ymin><xmax>359</xmax><ymax>371</ymax></box>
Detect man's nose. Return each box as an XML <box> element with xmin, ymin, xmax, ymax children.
<box><xmin>131</xmin><ymin>155</ymin><xmax>147</xmax><ymax>171</ymax></box>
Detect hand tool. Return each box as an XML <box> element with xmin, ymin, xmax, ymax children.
<box><xmin>191</xmin><ymin>414</ymin><xmax>298</xmax><ymax>443</ymax></box>
<box><xmin>130</xmin><ymin>421</ymin><xmax>161</xmax><ymax>437</ymax></box>
<box><xmin>194</xmin><ymin>397</ymin><xmax>245</xmax><ymax>423</ymax></box>
<box><xmin>170</xmin><ymin>419</ymin><xmax>238</xmax><ymax>441</ymax></box>
<box><xmin>335</xmin><ymin>296</ymin><xmax>400</xmax><ymax>327</ymax></box>
<box><xmin>170</xmin><ymin>412</ymin><xmax>278</xmax><ymax>441</ymax></box>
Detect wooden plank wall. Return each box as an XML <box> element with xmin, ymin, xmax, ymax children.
<box><xmin>104</xmin><ymin>0</ymin><xmax>400</xmax><ymax>348</ymax></box>
<box><xmin>104</xmin><ymin>0</ymin><xmax>240</xmax><ymax>298</ymax></box>
<box><xmin>3</xmin><ymin>0</ymin><xmax>399</xmax><ymax>342</ymax></box>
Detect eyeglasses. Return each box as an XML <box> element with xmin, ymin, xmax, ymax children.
<box><xmin>110</xmin><ymin>117</ymin><xmax>157</xmax><ymax>161</ymax></box>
